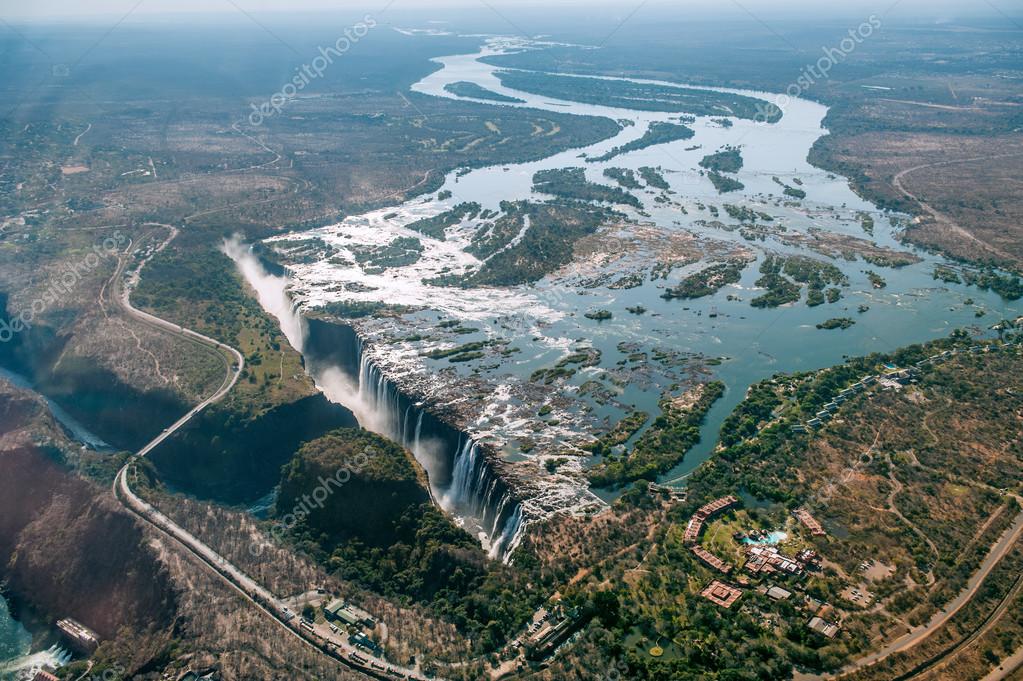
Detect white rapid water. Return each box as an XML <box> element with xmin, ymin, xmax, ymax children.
<box><xmin>0</xmin><ymin>644</ymin><xmax>73</xmax><ymax>680</ymax></box>
<box><xmin>228</xmin><ymin>32</ymin><xmax>1022</xmax><ymax>562</ymax></box>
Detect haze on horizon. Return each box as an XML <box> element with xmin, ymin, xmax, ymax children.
<box><xmin>4</xmin><ymin>0</ymin><xmax>1018</xmax><ymax>22</ymax></box>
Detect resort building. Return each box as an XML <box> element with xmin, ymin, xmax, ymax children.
<box><xmin>683</xmin><ymin>495</ymin><xmax>739</xmax><ymax>544</ymax></box>
<box><xmin>701</xmin><ymin>581</ymin><xmax>742</xmax><ymax>609</ymax></box>
<box><xmin>691</xmin><ymin>546</ymin><xmax>733</xmax><ymax>575</ymax></box>
<box><xmin>744</xmin><ymin>546</ymin><xmax>804</xmax><ymax>576</ymax></box>
<box><xmin>807</xmin><ymin>616</ymin><xmax>840</xmax><ymax>638</ymax></box>
<box><xmin>794</xmin><ymin>509</ymin><xmax>826</xmax><ymax>536</ymax></box>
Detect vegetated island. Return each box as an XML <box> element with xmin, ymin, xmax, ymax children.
<box><xmin>495</xmin><ymin>70</ymin><xmax>782</xmax><ymax>121</ymax></box>
<box><xmin>706</xmin><ymin>170</ymin><xmax>744</xmax><ymax>193</ymax></box>
<box><xmin>586</xmin><ymin>381</ymin><xmax>725</xmax><ymax>487</ymax></box>
<box><xmin>661</xmin><ymin>259</ymin><xmax>748</xmax><ymax>300</ymax></box>
<box><xmin>531</xmin><ymin>167</ymin><xmax>642</xmax><ymax>208</ymax></box>
<box><xmin>816</xmin><ymin>317</ymin><xmax>856</xmax><ymax>330</ymax></box>
<box><xmin>443</xmin><ymin>80</ymin><xmax>526</xmax><ymax>104</ymax></box>
<box><xmin>699</xmin><ymin>146</ymin><xmax>743</xmax><ymax>173</ymax></box>
<box><xmin>588</xmin><ymin>121</ymin><xmax>695</xmax><ymax>162</ymax></box>
<box><xmin>427</xmin><ymin>198</ymin><xmax>621</xmax><ymax>287</ymax></box>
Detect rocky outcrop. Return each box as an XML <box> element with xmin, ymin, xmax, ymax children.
<box><xmin>276</xmin><ymin>428</ymin><xmax>432</xmax><ymax>547</ymax></box>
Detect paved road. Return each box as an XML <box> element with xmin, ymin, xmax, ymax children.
<box><xmin>108</xmin><ymin>229</ymin><xmax>433</xmax><ymax>681</ymax></box>
<box><xmin>832</xmin><ymin>505</ymin><xmax>1023</xmax><ymax>678</ymax></box>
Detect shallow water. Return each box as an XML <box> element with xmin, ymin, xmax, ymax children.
<box><xmin>259</xmin><ymin>34</ymin><xmax>1021</xmax><ymax>507</ymax></box>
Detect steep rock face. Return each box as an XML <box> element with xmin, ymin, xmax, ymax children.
<box><xmin>276</xmin><ymin>428</ymin><xmax>431</xmax><ymax>547</ymax></box>
<box><xmin>0</xmin><ymin>445</ymin><xmax>177</xmax><ymax>643</ymax></box>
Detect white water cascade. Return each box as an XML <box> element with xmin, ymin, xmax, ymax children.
<box><xmin>227</xmin><ymin>240</ymin><xmax>527</xmax><ymax>562</ymax></box>
<box><xmin>355</xmin><ymin>348</ymin><xmax>527</xmax><ymax>561</ymax></box>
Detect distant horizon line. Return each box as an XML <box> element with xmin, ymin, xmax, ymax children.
<box><xmin>4</xmin><ymin>7</ymin><xmax>1021</xmax><ymax>25</ymax></box>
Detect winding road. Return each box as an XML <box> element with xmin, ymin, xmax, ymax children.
<box><xmin>108</xmin><ymin>227</ymin><xmax>434</xmax><ymax>681</ymax></box>
<box><xmin>891</xmin><ymin>153</ymin><xmax>1023</xmax><ymax>265</ymax></box>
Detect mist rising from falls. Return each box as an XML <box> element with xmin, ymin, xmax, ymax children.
<box><xmin>222</xmin><ymin>235</ymin><xmax>306</xmax><ymax>352</ymax></box>
<box><xmin>312</xmin><ymin>365</ymin><xmax>390</xmax><ymax>437</ymax></box>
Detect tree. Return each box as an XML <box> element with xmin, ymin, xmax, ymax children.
<box><xmin>593</xmin><ymin>590</ymin><xmax>621</xmax><ymax>629</ymax></box>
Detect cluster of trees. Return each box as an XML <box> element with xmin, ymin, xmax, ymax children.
<box><xmin>432</xmin><ymin>199</ymin><xmax>617</xmax><ymax>287</ymax></box>
<box><xmin>661</xmin><ymin>260</ymin><xmax>747</xmax><ymax>300</ymax></box>
<box><xmin>750</xmin><ymin>255</ymin><xmax>802</xmax><ymax>308</ymax></box>
<box><xmin>588</xmin><ymin>122</ymin><xmax>695</xmax><ymax>162</ymax></box>
<box><xmin>443</xmin><ymin>80</ymin><xmax>525</xmax><ymax>104</ymax></box>
<box><xmin>638</xmin><ymin>166</ymin><xmax>671</xmax><ymax>191</ymax></box>
<box><xmin>603</xmin><ymin>167</ymin><xmax>642</xmax><ymax>189</ymax></box>
<box><xmin>706</xmin><ymin>170</ymin><xmax>744</xmax><ymax>193</ymax></box>
<box><xmin>962</xmin><ymin>268</ymin><xmax>1023</xmax><ymax>301</ymax></box>
<box><xmin>587</xmin><ymin>381</ymin><xmax>725</xmax><ymax>487</ymax></box>
<box><xmin>699</xmin><ymin>146</ymin><xmax>743</xmax><ymax>173</ymax></box>
<box><xmin>406</xmin><ymin>202</ymin><xmax>481</xmax><ymax>240</ymax></box>
<box><xmin>495</xmin><ymin>70</ymin><xmax>781</xmax><ymax>122</ymax></box>
<box><xmin>532</xmin><ymin>167</ymin><xmax>642</xmax><ymax>208</ymax></box>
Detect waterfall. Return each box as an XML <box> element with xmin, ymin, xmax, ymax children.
<box><xmin>0</xmin><ymin>645</ymin><xmax>73</xmax><ymax>679</ymax></box>
<box><xmin>344</xmin><ymin>343</ymin><xmax>526</xmax><ymax>562</ymax></box>
<box><xmin>228</xmin><ymin>243</ymin><xmax>527</xmax><ymax>562</ymax></box>
<box><xmin>442</xmin><ymin>439</ymin><xmax>525</xmax><ymax>563</ymax></box>
<box><xmin>222</xmin><ymin>236</ymin><xmax>306</xmax><ymax>351</ymax></box>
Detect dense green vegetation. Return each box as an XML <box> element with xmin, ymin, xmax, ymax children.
<box><xmin>433</xmin><ymin>199</ymin><xmax>617</xmax><ymax>287</ymax></box>
<box><xmin>603</xmin><ymin>167</ymin><xmax>643</xmax><ymax>189</ymax></box>
<box><xmin>584</xmin><ymin>411</ymin><xmax>649</xmax><ymax>454</ymax></box>
<box><xmin>463</xmin><ymin>200</ymin><xmax>531</xmax><ymax>259</ymax></box>
<box><xmin>661</xmin><ymin>260</ymin><xmax>747</xmax><ymax>300</ymax></box>
<box><xmin>495</xmin><ymin>70</ymin><xmax>781</xmax><ymax>121</ymax></box>
<box><xmin>589</xmin><ymin>122</ymin><xmax>695</xmax><ymax>162</ymax></box>
<box><xmin>638</xmin><ymin>166</ymin><xmax>671</xmax><ymax>191</ymax></box>
<box><xmin>587</xmin><ymin>381</ymin><xmax>725</xmax><ymax>487</ymax></box>
<box><xmin>443</xmin><ymin>80</ymin><xmax>525</xmax><ymax>103</ymax></box>
<box><xmin>318</xmin><ymin>300</ymin><xmax>412</xmax><ymax>319</ymax></box>
<box><xmin>532</xmin><ymin>167</ymin><xmax>642</xmax><ymax>208</ymax></box>
<box><xmin>933</xmin><ymin>265</ymin><xmax>962</xmax><ymax>284</ymax></box>
<box><xmin>406</xmin><ymin>202</ymin><xmax>481</xmax><ymax>240</ymax></box>
<box><xmin>724</xmin><ymin>204</ymin><xmax>773</xmax><ymax>223</ymax></box>
<box><xmin>706</xmin><ymin>170</ymin><xmax>744</xmax><ymax>193</ymax></box>
<box><xmin>351</xmin><ymin>236</ymin><xmax>423</xmax><ymax>273</ymax></box>
<box><xmin>698</xmin><ymin>146</ymin><xmax>743</xmax><ymax>173</ymax></box>
<box><xmin>750</xmin><ymin>256</ymin><xmax>802</xmax><ymax>308</ymax></box>
<box><xmin>866</xmin><ymin>270</ymin><xmax>887</xmax><ymax>288</ymax></box>
<box><xmin>962</xmin><ymin>268</ymin><xmax>1023</xmax><ymax>301</ymax></box>
<box><xmin>816</xmin><ymin>317</ymin><xmax>855</xmax><ymax>330</ymax></box>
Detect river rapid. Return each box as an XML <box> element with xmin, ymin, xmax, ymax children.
<box><xmin>234</xmin><ymin>34</ymin><xmax>1022</xmax><ymax>552</ymax></box>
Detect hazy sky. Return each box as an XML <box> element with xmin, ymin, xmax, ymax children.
<box><xmin>3</xmin><ymin>0</ymin><xmax>1017</xmax><ymax>21</ymax></box>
